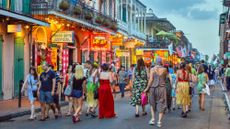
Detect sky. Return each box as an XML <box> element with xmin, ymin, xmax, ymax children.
<box><xmin>142</xmin><ymin>0</ymin><xmax>223</xmax><ymax>58</ymax></box>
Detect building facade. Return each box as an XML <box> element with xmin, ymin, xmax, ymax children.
<box><xmin>0</xmin><ymin>0</ymin><xmax>49</xmax><ymax>100</ymax></box>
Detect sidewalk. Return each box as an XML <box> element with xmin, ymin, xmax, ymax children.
<box><xmin>0</xmin><ymin>97</ymin><xmax>40</xmax><ymax>122</ymax></box>
<box><xmin>0</xmin><ymin>84</ymin><xmax>132</xmax><ymax>122</ymax></box>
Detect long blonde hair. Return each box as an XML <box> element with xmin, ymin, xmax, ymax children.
<box><xmin>75</xmin><ymin>65</ymin><xmax>84</xmax><ymax>79</ymax></box>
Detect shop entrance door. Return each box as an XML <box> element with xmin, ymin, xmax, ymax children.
<box><xmin>14</xmin><ymin>37</ymin><xmax>24</xmax><ymax>97</ymax></box>
<box><xmin>0</xmin><ymin>37</ymin><xmax>3</xmax><ymax>99</ymax></box>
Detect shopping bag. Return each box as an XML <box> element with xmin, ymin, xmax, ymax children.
<box><xmin>141</xmin><ymin>92</ymin><xmax>148</xmax><ymax>106</ymax></box>
<box><xmin>202</xmin><ymin>84</ymin><xmax>210</xmax><ymax>96</ymax></box>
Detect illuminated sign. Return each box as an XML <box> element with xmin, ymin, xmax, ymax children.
<box><xmin>7</xmin><ymin>24</ymin><xmax>22</xmax><ymax>33</ymax></box>
<box><xmin>52</xmin><ymin>31</ymin><xmax>74</xmax><ymax>43</ymax></box>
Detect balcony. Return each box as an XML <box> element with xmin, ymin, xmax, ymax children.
<box><xmin>138</xmin><ymin>36</ymin><xmax>171</xmax><ymax>49</ymax></box>
<box><xmin>31</xmin><ymin>0</ymin><xmax>117</xmax><ymax>32</ymax></box>
<box><xmin>223</xmin><ymin>0</ymin><xmax>230</xmax><ymax>6</ymax></box>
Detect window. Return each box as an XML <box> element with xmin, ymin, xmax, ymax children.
<box><xmin>103</xmin><ymin>0</ymin><xmax>106</xmax><ymax>15</ymax></box>
<box><xmin>109</xmin><ymin>0</ymin><xmax>112</xmax><ymax>17</ymax></box>
<box><xmin>0</xmin><ymin>0</ymin><xmax>2</xmax><ymax>7</ymax></box>
<box><xmin>15</xmin><ymin>0</ymin><xmax>22</xmax><ymax>13</ymax></box>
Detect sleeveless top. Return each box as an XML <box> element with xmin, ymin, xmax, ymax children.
<box><xmin>178</xmin><ymin>69</ymin><xmax>189</xmax><ymax>82</ymax></box>
<box><xmin>151</xmin><ymin>66</ymin><xmax>166</xmax><ymax>88</ymax></box>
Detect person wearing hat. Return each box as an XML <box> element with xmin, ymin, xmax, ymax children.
<box><xmin>144</xmin><ymin>57</ymin><xmax>167</xmax><ymax>127</ymax></box>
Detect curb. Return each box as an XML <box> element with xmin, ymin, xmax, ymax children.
<box><xmin>0</xmin><ymin>102</ymin><xmax>68</xmax><ymax>122</ymax></box>
<box><xmin>0</xmin><ymin>90</ymin><xmax>131</xmax><ymax>122</ymax></box>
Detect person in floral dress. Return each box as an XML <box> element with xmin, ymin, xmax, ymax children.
<box><xmin>130</xmin><ymin>58</ymin><xmax>148</xmax><ymax>117</ymax></box>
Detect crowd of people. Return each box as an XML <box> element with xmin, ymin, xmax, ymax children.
<box><xmin>21</xmin><ymin>58</ymin><xmax>229</xmax><ymax>127</ymax></box>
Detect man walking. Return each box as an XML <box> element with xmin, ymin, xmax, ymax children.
<box><xmin>38</xmin><ymin>63</ymin><xmax>58</xmax><ymax>121</ymax></box>
<box><xmin>118</xmin><ymin>66</ymin><xmax>128</xmax><ymax>98</ymax></box>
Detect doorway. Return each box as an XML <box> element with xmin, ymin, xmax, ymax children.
<box><xmin>14</xmin><ymin>37</ymin><xmax>24</xmax><ymax>97</ymax></box>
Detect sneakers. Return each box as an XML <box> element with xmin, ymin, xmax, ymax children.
<box><xmin>157</xmin><ymin>122</ymin><xmax>162</xmax><ymax>128</ymax></box>
<box><xmin>148</xmin><ymin>119</ymin><xmax>155</xmax><ymax>125</ymax></box>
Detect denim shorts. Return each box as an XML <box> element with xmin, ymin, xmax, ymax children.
<box><xmin>39</xmin><ymin>91</ymin><xmax>53</xmax><ymax>104</ymax></box>
<box><xmin>72</xmin><ymin>90</ymin><xmax>83</xmax><ymax>98</ymax></box>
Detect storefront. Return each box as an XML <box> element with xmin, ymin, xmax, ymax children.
<box><xmin>0</xmin><ymin>8</ymin><xmax>49</xmax><ymax>100</ymax></box>
<box><xmin>33</xmin><ymin>25</ymin><xmax>76</xmax><ymax>75</ymax></box>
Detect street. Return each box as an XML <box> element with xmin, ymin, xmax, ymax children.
<box><xmin>0</xmin><ymin>86</ymin><xmax>229</xmax><ymax>129</ymax></box>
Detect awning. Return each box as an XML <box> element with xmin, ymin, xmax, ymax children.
<box><xmin>0</xmin><ymin>9</ymin><xmax>49</xmax><ymax>26</ymax></box>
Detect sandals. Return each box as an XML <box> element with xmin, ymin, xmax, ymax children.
<box><xmin>65</xmin><ymin>113</ymin><xmax>71</xmax><ymax>117</ymax></box>
<box><xmin>135</xmin><ymin>114</ymin><xmax>139</xmax><ymax>117</ymax></box>
<box><xmin>72</xmin><ymin>115</ymin><xmax>80</xmax><ymax>123</ymax></box>
<box><xmin>90</xmin><ymin>112</ymin><xmax>98</xmax><ymax>118</ymax></box>
<box><xmin>142</xmin><ymin>112</ymin><xmax>147</xmax><ymax>116</ymax></box>
<box><xmin>39</xmin><ymin>118</ymin><xmax>46</xmax><ymax>121</ymax></box>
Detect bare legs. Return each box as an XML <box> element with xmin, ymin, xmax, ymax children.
<box><xmin>29</xmin><ymin>101</ymin><xmax>36</xmax><ymax>119</ymax></box>
<box><xmin>149</xmin><ymin>106</ymin><xmax>164</xmax><ymax>127</ymax></box>
<box><xmin>66</xmin><ymin>97</ymin><xmax>73</xmax><ymax>116</ymax></box>
<box><xmin>199</xmin><ymin>93</ymin><xmax>206</xmax><ymax>111</ymax></box>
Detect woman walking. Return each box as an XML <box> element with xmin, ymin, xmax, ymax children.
<box><xmin>63</xmin><ymin>65</ymin><xmax>74</xmax><ymax>116</ymax></box>
<box><xmin>86</xmin><ymin>63</ymin><xmax>99</xmax><ymax>117</ymax></box>
<box><xmin>176</xmin><ymin>62</ymin><xmax>191</xmax><ymax>118</ymax></box>
<box><xmin>21</xmin><ymin>67</ymin><xmax>38</xmax><ymax>120</ymax></box>
<box><xmin>72</xmin><ymin>65</ymin><xmax>87</xmax><ymax>123</ymax></box>
<box><xmin>130</xmin><ymin>58</ymin><xmax>148</xmax><ymax>117</ymax></box>
<box><xmin>98</xmin><ymin>63</ymin><xmax>116</xmax><ymax>119</ymax></box>
<box><xmin>197</xmin><ymin>65</ymin><xmax>209</xmax><ymax>111</ymax></box>
<box><xmin>144</xmin><ymin>57</ymin><xmax>167</xmax><ymax>127</ymax></box>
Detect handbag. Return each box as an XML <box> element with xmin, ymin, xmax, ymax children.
<box><xmin>29</xmin><ymin>75</ymin><xmax>37</xmax><ymax>91</ymax></box>
<box><xmin>94</xmin><ymin>88</ymin><xmax>99</xmax><ymax>99</ymax></box>
<box><xmin>64</xmin><ymin>74</ymin><xmax>74</xmax><ymax>96</ymax></box>
<box><xmin>141</xmin><ymin>92</ymin><xmax>148</xmax><ymax>106</ymax></box>
<box><xmin>93</xmin><ymin>82</ymin><xmax>99</xmax><ymax>99</ymax></box>
<box><xmin>202</xmin><ymin>84</ymin><xmax>210</xmax><ymax>96</ymax></box>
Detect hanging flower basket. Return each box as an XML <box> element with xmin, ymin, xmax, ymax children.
<box><xmin>95</xmin><ymin>16</ymin><xmax>103</xmax><ymax>24</ymax></box>
<box><xmin>110</xmin><ymin>22</ymin><xmax>118</xmax><ymax>31</ymax></box>
<box><xmin>73</xmin><ymin>5</ymin><xmax>82</xmax><ymax>15</ymax></box>
<box><xmin>84</xmin><ymin>12</ymin><xmax>93</xmax><ymax>20</ymax></box>
<box><xmin>59</xmin><ymin>0</ymin><xmax>70</xmax><ymax>11</ymax></box>
<box><xmin>102</xmin><ymin>19</ymin><xmax>110</xmax><ymax>26</ymax></box>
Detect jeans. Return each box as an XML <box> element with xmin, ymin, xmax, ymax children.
<box><xmin>39</xmin><ymin>91</ymin><xmax>53</xmax><ymax>104</ymax></box>
<box><xmin>119</xmin><ymin>83</ymin><xmax>126</xmax><ymax>97</ymax></box>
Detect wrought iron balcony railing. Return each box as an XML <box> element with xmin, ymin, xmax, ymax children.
<box><xmin>31</xmin><ymin>0</ymin><xmax>117</xmax><ymax>31</ymax></box>
<box><xmin>139</xmin><ymin>37</ymin><xmax>171</xmax><ymax>49</ymax></box>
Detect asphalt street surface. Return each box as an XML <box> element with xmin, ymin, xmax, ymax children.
<box><xmin>0</xmin><ymin>86</ymin><xmax>229</xmax><ymax>129</ymax></box>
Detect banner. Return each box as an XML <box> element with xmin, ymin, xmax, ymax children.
<box><xmin>51</xmin><ymin>48</ymin><xmax>58</xmax><ymax>71</ymax></box>
<box><xmin>168</xmin><ymin>43</ymin><xmax>173</xmax><ymax>55</ymax></box>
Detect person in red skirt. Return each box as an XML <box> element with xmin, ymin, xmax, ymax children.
<box><xmin>98</xmin><ymin>63</ymin><xmax>116</xmax><ymax>119</ymax></box>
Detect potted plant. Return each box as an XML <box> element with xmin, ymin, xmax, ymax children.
<box><xmin>95</xmin><ymin>16</ymin><xmax>103</xmax><ymax>24</ymax></box>
<box><xmin>73</xmin><ymin>5</ymin><xmax>82</xmax><ymax>15</ymax></box>
<box><xmin>59</xmin><ymin>0</ymin><xmax>70</xmax><ymax>11</ymax></box>
<box><xmin>84</xmin><ymin>11</ymin><xmax>93</xmax><ymax>20</ymax></box>
<box><xmin>102</xmin><ymin>19</ymin><xmax>110</xmax><ymax>26</ymax></box>
<box><xmin>110</xmin><ymin>22</ymin><xmax>118</xmax><ymax>31</ymax></box>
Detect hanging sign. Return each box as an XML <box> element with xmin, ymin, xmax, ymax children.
<box><xmin>52</xmin><ymin>31</ymin><xmax>74</xmax><ymax>43</ymax></box>
<box><xmin>136</xmin><ymin>50</ymin><xmax>144</xmax><ymax>55</ymax></box>
<box><xmin>51</xmin><ymin>48</ymin><xmax>58</xmax><ymax>71</ymax></box>
<box><xmin>7</xmin><ymin>24</ymin><xmax>22</xmax><ymax>33</ymax></box>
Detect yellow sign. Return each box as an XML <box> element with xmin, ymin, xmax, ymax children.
<box><xmin>52</xmin><ymin>31</ymin><xmax>74</xmax><ymax>43</ymax></box>
<box><xmin>111</xmin><ymin>36</ymin><xmax>123</xmax><ymax>46</ymax></box>
<box><xmin>51</xmin><ymin>48</ymin><xmax>58</xmax><ymax>71</ymax></box>
<box><xmin>136</xmin><ymin>50</ymin><xmax>144</xmax><ymax>55</ymax></box>
<box><xmin>116</xmin><ymin>49</ymin><xmax>129</xmax><ymax>57</ymax></box>
<box><xmin>7</xmin><ymin>24</ymin><xmax>22</xmax><ymax>33</ymax></box>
